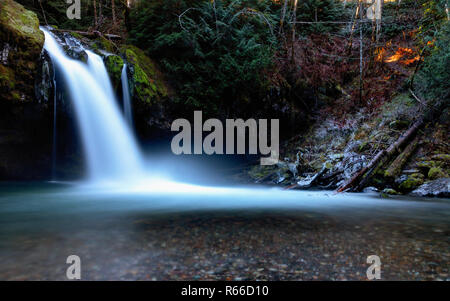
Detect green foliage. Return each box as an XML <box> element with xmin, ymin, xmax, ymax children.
<box><xmin>418</xmin><ymin>0</ymin><xmax>449</xmax><ymax>41</ymax></box>
<box><xmin>379</xmin><ymin>0</ymin><xmax>421</xmax><ymax>39</ymax></box>
<box><xmin>416</xmin><ymin>21</ymin><xmax>450</xmax><ymax>101</ymax></box>
<box><xmin>129</xmin><ymin>0</ymin><xmax>278</xmax><ymax>115</ymax></box>
<box><xmin>294</xmin><ymin>0</ymin><xmax>346</xmax><ymax>34</ymax></box>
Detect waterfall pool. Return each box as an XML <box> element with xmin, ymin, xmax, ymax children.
<box><xmin>0</xmin><ymin>181</ymin><xmax>448</xmax><ymax>280</ymax></box>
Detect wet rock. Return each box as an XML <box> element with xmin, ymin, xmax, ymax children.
<box><xmin>49</xmin><ymin>31</ymin><xmax>88</xmax><ymax>62</ymax></box>
<box><xmin>64</xmin><ymin>46</ymin><xmax>88</xmax><ymax>62</ymax></box>
<box><xmin>0</xmin><ymin>0</ymin><xmax>44</xmax><ymax>102</ymax></box>
<box><xmin>297</xmin><ymin>176</ymin><xmax>315</xmax><ymax>189</ymax></box>
<box><xmin>1</xmin><ymin>43</ymin><xmax>13</xmax><ymax>65</ymax></box>
<box><xmin>395</xmin><ymin>174</ymin><xmax>409</xmax><ymax>185</ymax></box>
<box><xmin>297</xmin><ymin>165</ymin><xmax>328</xmax><ymax>188</ymax></box>
<box><xmin>363</xmin><ymin>186</ymin><xmax>379</xmax><ymax>193</ymax></box>
<box><xmin>382</xmin><ymin>188</ymin><xmax>400</xmax><ymax>195</ymax></box>
<box><xmin>410</xmin><ymin>178</ymin><xmax>450</xmax><ymax>198</ymax></box>
<box><xmin>34</xmin><ymin>50</ymin><xmax>54</xmax><ymax>104</ymax></box>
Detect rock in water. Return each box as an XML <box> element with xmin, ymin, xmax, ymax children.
<box><xmin>410</xmin><ymin>178</ymin><xmax>450</xmax><ymax>198</ymax></box>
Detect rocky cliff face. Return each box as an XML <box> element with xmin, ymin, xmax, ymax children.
<box><xmin>0</xmin><ymin>0</ymin><xmax>44</xmax><ymax>102</ymax></box>
<box><xmin>0</xmin><ymin>0</ymin><xmax>53</xmax><ymax>180</ymax></box>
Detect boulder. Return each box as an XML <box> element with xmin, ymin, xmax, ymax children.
<box><xmin>410</xmin><ymin>178</ymin><xmax>450</xmax><ymax>198</ymax></box>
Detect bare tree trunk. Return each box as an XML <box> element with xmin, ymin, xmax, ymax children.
<box><xmin>93</xmin><ymin>0</ymin><xmax>98</xmax><ymax>29</ymax></box>
<box><xmin>395</xmin><ymin>0</ymin><xmax>402</xmax><ymax>20</ymax></box>
<box><xmin>291</xmin><ymin>0</ymin><xmax>298</xmax><ymax>63</ymax></box>
<box><xmin>347</xmin><ymin>1</ymin><xmax>360</xmax><ymax>54</ymax></box>
<box><xmin>38</xmin><ymin>0</ymin><xmax>48</xmax><ymax>26</ymax></box>
<box><xmin>50</xmin><ymin>28</ymin><xmax>122</xmax><ymax>40</ymax></box>
<box><xmin>99</xmin><ymin>1</ymin><xmax>103</xmax><ymax>27</ymax></box>
<box><xmin>376</xmin><ymin>0</ymin><xmax>382</xmax><ymax>42</ymax></box>
<box><xmin>112</xmin><ymin>0</ymin><xmax>116</xmax><ymax>25</ymax></box>
<box><xmin>279</xmin><ymin>0</ymin><xmax>289</xmax><ymax>35</ymax></box>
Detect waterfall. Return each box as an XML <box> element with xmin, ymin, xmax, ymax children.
<box><xmin>41</xmin><ymin>28</ymin><xmax>145</xmax><ymax>182</ymax></box>
<box><xmin>121</xmin><ymin>64</ymin><xmax>133</xmax><ymax>126</ymax></box>
<box><xmin>51</xmin><ymin>68</ymin><xmax>57</xmax><ymax>181</ymax></box>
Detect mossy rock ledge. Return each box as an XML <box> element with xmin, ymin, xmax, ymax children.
<box><xmin>120</xmin><ymin>45</ymin><xmax>169</xmax><ymax>105</ymax></box>
<box><xmin>0</xmin><ymin>0</ymin><xmax>44</xmax><ymax>102</ymax></box>
<box><xmin>104</xmin><ymin>55</ymin><xmax>124</xmax><ymax>91</ymax></box>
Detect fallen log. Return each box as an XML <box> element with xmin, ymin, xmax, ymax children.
<box><xmin>337</xmin><ymin>118</ymin><xmax>423</xmax><ymax>192</ymax></box>
<box><xmin>50</xmin><ymin>28</ymin><xmax>122</xmax><ymax>40</ymax></box>
<box><xmin>383</xmin><ymin>137</ymin><xmax>420</xmax><ymax>179</ymax></box>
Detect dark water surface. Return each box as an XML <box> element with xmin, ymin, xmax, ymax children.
<box><xmin>0</xmin><ymin>181</ymin><xmax>448</xmax><ymax>280</ymax></box>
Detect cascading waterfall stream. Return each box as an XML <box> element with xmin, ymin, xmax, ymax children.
<box><xmin>121</xmin><ymin>64</ymin><xmax>133</xmax><ymax>126</ymax></box>
<box><xmin>41</xmin><ymin>28</ymin><xmax>145</xmax><ymax>183</ymax></box>
<box><xmin>51</xmin><ymin>66</ymin><xmax>57</xmax><ymax>181</ymax></box>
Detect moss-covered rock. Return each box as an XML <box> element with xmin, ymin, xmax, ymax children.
<box><xmin>382</xmin><ymin>188</ymin><xmax>400</xmax><ymax>195</ymax></box>
<box><xmin>104</xmin><ymin>55</ymin><xmax>124</xmax><ymax>91</ymax></box>
<box><xmin>431</xmin><ymin>154</ymin><xmax>450</xmax><ymax>163</ymax></box>
<box><xmin>121</xmin><ymin>45</ymin><xmax>169</xmax><ymax>105</ymax></box>
<box><xmin>92</xmin><ymin>36</ymin><xmax>115</xmax><ymax>54</ymax></box>
<box><xmin>398</xmin><ymin>173</ymin><xmax>424</xmax><ymax>191</ymax></box>
<box><xmin>0</xmin><ymin>0</ymin><xmax>44</xmax><ymax>102</ymax></box>
<box><xmin>428</xmin><ymin>167</ymin><xmax>448</xmax><ymax>180</ymax></box>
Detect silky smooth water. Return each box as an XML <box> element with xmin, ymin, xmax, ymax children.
<box><xmin>121</xmin><ymin>64</ymin><xmax>133</xmax><ymax>126</ymax></box>
<box><xmin>1</xmin><ymin>182</ymin><xmax>449</xmax><ymax>233</ymax></box>
<box><xmin>0</xmin><ymin>182</ymin><xmax>448</xmax><ymax>280</ymax></box>
<box><xmin>42</xmin><ymin>28</ymin><xmax>144</xmax><ymax>182</ymax></box>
